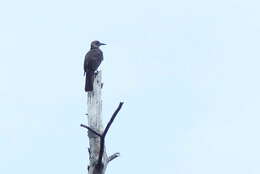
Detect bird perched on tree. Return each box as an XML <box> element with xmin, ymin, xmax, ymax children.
<box><xmin>84</xmin><ymin>40</ymin><xmax>106</xmax><ymax>92</ymax></box>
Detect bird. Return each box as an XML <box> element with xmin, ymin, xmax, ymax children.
<box><xmin>84</xmin><ymin>40</ymin><xmax>106</xmax><ymax>92</ymax></box>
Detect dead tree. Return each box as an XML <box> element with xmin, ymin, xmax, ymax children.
<box><xmin>81</xmin><ymin>71</ymin><xmax>123</xmax><ymax>174</ymax></box>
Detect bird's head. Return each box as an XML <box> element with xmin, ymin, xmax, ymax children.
<box><xmin>91</xmin><ymin>40</ymin><xmax>106</xmax><ymax>49</ymax></box>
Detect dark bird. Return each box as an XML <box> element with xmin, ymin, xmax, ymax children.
<box><xmin>84</xmin><ymin>40</ymin><xmax>106</xmax><ymax>92</ymax></box>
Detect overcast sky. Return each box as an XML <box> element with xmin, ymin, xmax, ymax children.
<box><xmin>1</xmin><ymin>0</ymin><xmax>260</xmax><ymax>174</ymax></box>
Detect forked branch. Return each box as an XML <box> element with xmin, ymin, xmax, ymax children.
<box><xmin>97</xmin><ymin>102</ymin><xmax>124</xmax><ymax>166</ymax></box>
<box><xmin>81</xmin><ymin>102</ymin><xmax>124</xmax><ymax>167</ymax></box>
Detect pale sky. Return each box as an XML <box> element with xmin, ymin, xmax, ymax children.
<box><xmin>1</xmin><ymin>0</ymin><xmax>260</xmax><ymax>174</ymax></box>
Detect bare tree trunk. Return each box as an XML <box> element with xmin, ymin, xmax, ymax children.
<box><xmin>87</xmin><ymin>71</ymin><xmax>107</xmax><ymax>174</ymax></box>
<box><xmin>81</xmin><ymin>71</ymin><xmax>123</xmax><ymax>174</ymax></box>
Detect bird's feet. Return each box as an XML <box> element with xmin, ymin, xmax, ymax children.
<box><xmin>94</xmin><ymin>70</ymin><xmax>99</xmax><ymax>76</ymax></box>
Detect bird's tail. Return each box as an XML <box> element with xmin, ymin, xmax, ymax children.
<box><xmin>85</xmin><ymin>71</ymin><xmax>94</xmax><ymax>92</ymax></box>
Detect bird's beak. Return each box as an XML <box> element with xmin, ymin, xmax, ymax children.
<box><xmin>100</xmin><ymin>43</ymin><xmax>106</xmax><ymax>46</ymax></box>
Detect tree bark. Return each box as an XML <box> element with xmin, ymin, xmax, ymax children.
<box><xmin>87</xmin><ymin>71</ymin><xmax>107</xmax><ymax>174</ymax></box>
<box><xmin>81</xmin><ymin>71</ymin><xmax>122</xmax><ymax>174</ymax></box>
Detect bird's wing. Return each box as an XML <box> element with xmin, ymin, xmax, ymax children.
<box><xmin>84</xmin><ymin>53</ymin><xmax>90</xmax><ymax>73</ymax></box>
<box><xmin>84</xmin><ymin>49</ymin><xmax>103</xmax><ymax>72</ymax></box>
<box><xmin>91</xmin><ymin>51</ymin><xmax>103</xmax><ymax>70</ymax></box>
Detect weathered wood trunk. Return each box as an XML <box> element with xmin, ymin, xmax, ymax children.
<box><xmin>81</xmin><ymin>71</ymin><xmax>122</xmax><ymax>174</ymax></box>
<box><xmin>87</xmin><ymin>71</ymin><xmax>108</xmax><ymax>174</ymax></box>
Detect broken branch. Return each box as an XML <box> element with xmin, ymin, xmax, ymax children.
<box><xmin>108</xmin><ymin>153</ymin><xmax>120</xmax><ymax>162</ymax></box>
<box><xmin>80</xmin><ymin>124</ymin><xmax>102</xmax><ymax>137</ymax></box>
